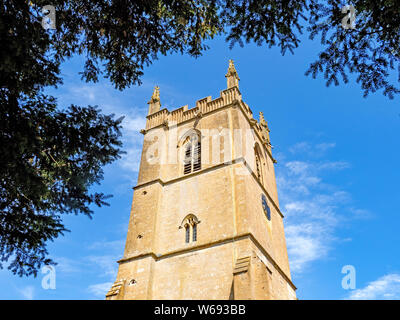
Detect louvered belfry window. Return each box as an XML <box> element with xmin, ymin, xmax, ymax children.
<box><xmin>193</xmin><ymin>140</ymin><xmax>201</xmax><ymax>172</ymax></box>
<box><xmin>183</xmin><ymin>143</ymin><xmax>192</xmax><ymax>175</ymax></box>
<box><xmin>183</xmin><ymin>135</ymin><xmax>201</xmax><ymax>175</ymax></box>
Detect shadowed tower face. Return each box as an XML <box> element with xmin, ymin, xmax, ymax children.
<box><xmin>106</xmin><ymin>61</ymin><xmax>296</xmax><ymax>300</ymax></box>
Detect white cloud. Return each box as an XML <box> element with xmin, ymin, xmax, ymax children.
<box><xmin>277</xmin><ymin>143</ymin><xmax>361</xmax><ymax>273</ymax></box>
<box><xmin>70</xmin><ymin>86</ymin><xmax>97</xmax><ymax>102</ymax></box>
<box><xmin>53</xmin><ymin>253</ymin><xmax>119</xmax><ymax>279</ymax></box>
<box><xmin>317</xmin><ymin>161</ymin><xmax>350</xmax><ymax>171</ymax></box>
<box><xmin>55</xmin><ymin>256</ymin><xmax>84</xmax><ymax>274</ymax></box>
<box><xmin>347</xmin><ymin>274</ymin><xmax>400</xmax><ymax>300</ymax></box>
<box><xmin>122</xmin><ymin>115</ymin><xmax>146</xmax><ymax>136</ymax></box>
<box><xmin>289</xmin><ymin>141</ymin><xmax>336</xmax><ymax>157</ymax></box>
<box><xmin>87</xmin><ymin>239</ymin><xmax>124</xmax><ymax>278</ymax></box>
<box><xmin>52</xmin><ymin>239</ymin><xmax>124</xmax><ymax>299</ymax></box>
<box><xmin>285</xmin><ymin>161</ymin><xmax>310</xmax><ymax>175</ymax></box>
<box><xmin>84</xmin><ymin>240</ymin><xmax>124</xmax><ymax>298</ymax></box>
<box><xmin>349</xmin><ymin>207</ymin><xmax>373</xmax><ymax>219</ymax></box>
<box><xmin>106</xmin><ymin>108</ymin><xmax>146</xmax><ymax>176</ymax></box>
<box><xmin>285</xmin><ymin>223</ymin><xmax>330</xmax><ymax>273</ymax></box>
<box><xmin>85</xmin><ymin>254</ymin><xmax>120</xmax><ymax>279</ymax></box>
<box><xmin>58</xmin><ymin>83</ymin><xmax>147</xmax><ymax>177</ymax></box>
<box><xmin>87</xmin><ymin>240</ymin><xmax>125</xmax><ymax>251</ymax></box>
<box><xmin>283</xmin><ymin>196</ymin><xmax>339</xmax><ymax>272</ymax></box>
<box><xmin>286</xmin><ymin>160</ymin><xmax>350</xmax><ymax>176</ymax></box>
<box><xmin>115</xmin><ymin>112</ymin><xmax>146</xmax><ymax>175</ymax></box>
<box><xmin>315</xmin><ymin>142</ymin><xmax>336</xmax><ymax>152</ymax></box>
<box><xmin>18</xmin><ymin>286</ymin><xmax>35</xmax><ymax>300</ymax></box>
<box><xmin>119</xmin><ymin>146</ymin><xmax>143</xmax><ymax>174</ymax></box>
<box><xmin>88</xmin><ymin>282</ymin><xmax>113</xmax><ymax>298</ymax></box>
<box><xmin>289</xmin><ymin>142</ymin><xmax>312</xmax><ymax>154</ymax></box>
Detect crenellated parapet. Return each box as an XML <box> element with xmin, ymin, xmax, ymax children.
<box><xmin>144</xmin><ymin>85</ymin><xmax>249</xmax><ymax>130</ymax></box>
<box><xmin>143</xmin><ymin>60</ymin><xmax>273</xmax><ymax>156</ymax></box>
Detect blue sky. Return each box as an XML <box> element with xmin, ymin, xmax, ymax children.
<box><xmin>1</xmin><ymin>32</ymin><xmax>399</xmax><ymax>300</ymax></box>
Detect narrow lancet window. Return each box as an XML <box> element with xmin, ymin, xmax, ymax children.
<box><xmin>254</xmin><ymin>144</ymin><xmax>264</xmax><ymax>184</ymax></box>
<box><xmin>180</xmin><ymin>214</ymin><xmax>200</xmax><ymax>244</ymax></box>
<box><xmin>192</xmin><ymin>224</ymin><xmax>197</xmax><ymax>242</ymax></box>
<box><xmin>185</xmin><ymin>224</ymin><xmax>190</xmax><ymax>243</ymax></box>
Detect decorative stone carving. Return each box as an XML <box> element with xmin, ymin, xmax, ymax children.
<box><xmin>147</xmin><ymin>86</ymin><xmax>161</xmax><ymax>115</ymax></box>
<box><xmin>249</xmin><ymin>118</ymin><xmax>258</xmax><ymax>126</ymax></box>
<box><xmin>193</xmin><ymin>110</ymin><xmax>202</xmax><ymax>127</ymax></box>
<box><xmin>225</xmin><ymin>60</ymin><xmax>240</xmax><ymax>89</ymax></box>
<box><xmin>259</xmin><ymin>112</ymin><xmax>271</xmax><ymax>146</ymax></box>
<box><xmin>179</xmin><ymin>214</ymin><xmax>200</xmax><ymax>229</ymax></box>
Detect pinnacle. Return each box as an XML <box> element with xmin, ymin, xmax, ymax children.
<box><xmin>225</xmin><ymin>59</ymin><xmax>239</xmax><ymax>79</ymax></box>
<box><xmin>150</xmin><ymin>86</ymin><xmax>160</xmax><ymax>102</ymax></box>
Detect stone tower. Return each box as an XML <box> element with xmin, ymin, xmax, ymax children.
<box><xmin>106</xmin><ymin>60</ymin><xmax>296</xmax><ymax>300</ymax></box>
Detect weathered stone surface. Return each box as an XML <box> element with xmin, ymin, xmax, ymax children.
<box><xmin>106</xmin><ymin>61</ymin><xmax>296</xmax><ymax>300</ymax></box>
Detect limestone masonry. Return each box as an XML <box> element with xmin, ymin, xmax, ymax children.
<box><xmin>106</xmin><ymin>60</ymin><xmax>296</xmax><ymax>300</ymax></box>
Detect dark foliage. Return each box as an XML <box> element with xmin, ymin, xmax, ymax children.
<box><xmin>0</xmin><ymin>1</ymin><xmax>124</xmax><ymax>276</ymax></box>
<box><xmin>307</xmin><ymin>0</ymin><xmax>400</xmax><ymax>99</ymax></box>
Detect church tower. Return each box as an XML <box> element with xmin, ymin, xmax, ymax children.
<box><xmin>106</xmin><ymin>61</ymin><xmax>296</xmax><ymax>300</ymax></box>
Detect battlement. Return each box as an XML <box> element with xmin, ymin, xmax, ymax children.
<box><xmin>143</xmin><ymin>60</ymin><xmax>272</xmax><ymax>153</ymax></box>
<box><xmin>145</xmin><ymin>86</ymin><xmax>253</xmax><ymax>130</ymax></box>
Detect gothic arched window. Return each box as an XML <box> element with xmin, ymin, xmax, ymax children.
<box><xmin>182</xmin><ymin>132</ymin><xmax>201</xmax><ymax>175</ymax></box>
<box><xmin>192</xmin><ymin>224</ymin><xmax>197</xmax><ymax>242</ymax></box>
<box><xmin>255</xmin><ymin>153</ymin><xmax>262</xmax><ymax>181</ymax></box>
<box><xmin>254</xmin><ymin>144</ymin><xmax>264</xmax><ymax>184</ymax></box>
<box><xmin>180</xmin><ymin>214</ymin><xmax>200</xmax><ymax>244</ymax></box>
<box><xmin>185</xmin><ymin>224</ymin><xmax>190</xmax><ymax>243</ymax></box>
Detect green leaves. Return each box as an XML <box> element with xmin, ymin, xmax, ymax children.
<box><xmin>222</xmin><ymin>0</ymin><xmax>308</xmax><ymax>55</ymax></box>
<box><xmin>307</xmin><ymin>0</ymin><xmax>400</xmax><ymax>99</ymax></box>
<box><xmin>1</xmin><ymin>3</ymin><xmax>125</xmax><ymax>276</ymax></box>
<box><xmin>0</xmin><ymin>91</ymin><xmax>123</xmax><ymax>276</ymax></box>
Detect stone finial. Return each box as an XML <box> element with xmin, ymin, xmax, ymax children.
<box><xmin>259</xmin><ymin>111</ymin><xmax>265</xmax><ymax>124</ymax></box>
<box><xmin>225</xmin><ymin>59</ymin><xmax>240</xmax><ymax>89</ymax></box>
<box><xmin>259</xmin><ymin>111</ymin><xmax>271</xmax><ymax>145</ymax></box>
<box><xmin>259</xmin><ymin>112</ymin><xmax>268</xmax><ymax>129</ymax></box>
<box><xmin>153</xmin><ymin>86</ymin><xmax>160</xmax><ymax>100</ymax></box>
<box><xmin>147</xmin><ymin>86</ymin><xmax>161</xmax><ymax>115</ymax></box>
<box><xmin>259</xmin><ymin>112</ymin><xmax>270</xmax><ymax>130</ymax></box>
